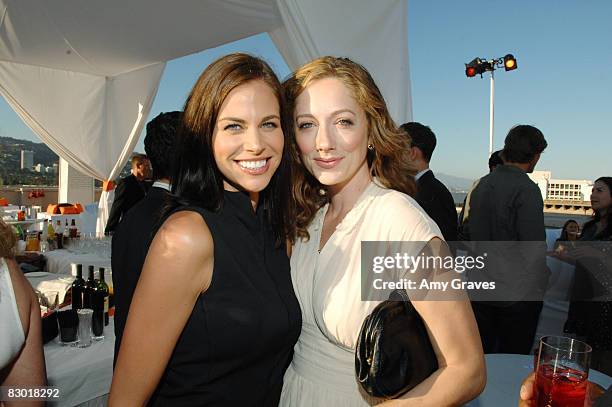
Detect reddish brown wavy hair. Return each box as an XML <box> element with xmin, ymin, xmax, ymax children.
<box><xmin>283</xmin><ymin>56</ymin><xmax>417</xmax><ymax>240</ymax></box>
<box><xmin>0</xmin><ymin>219</ymin><xmax>17</xmax><ymax>258</ymax></box>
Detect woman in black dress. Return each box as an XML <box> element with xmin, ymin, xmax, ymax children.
<box><xmin>563</xmin><ymin>177</ymin><xmax>612</xmax><ymax>375</ymax></box>
<box><xmin>109</xmin><ymin>53</ymin><xmax>301</xmax><ymax>406</ymax></box>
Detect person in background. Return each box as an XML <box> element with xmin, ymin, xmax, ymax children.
<box><xmin>109</xmin><ymin>53</ymin><xmax>301</xmax><ymax>406</ymax></box>
<box><xmin>488</xmin><ymin>149</ymin><xmax>504</xmax><ymax>173</ymax></box>
<box><xmin>458</xmin><ymin>149</ymin><xmax>503</xmax><ymax>241</ymax></box>
<box><xmin>0</xmin><ymin>219</ymin><xmax>46</xmax><ymax>406</ymax></box>
<box><xmin>562</xmin><ymin>177</ymin><xmax>612</xmax><ymax>375</ymax></box>
<box><xmin>104</xmin><ymin>154</ymin><xmax>152</xmax><ymax>235</ymax></box>
<box><xmin>468</xmin><ymin>125</ymin><xmax>549</xmax><ymax>355</ymax></box>
<box><xmin>553</xmin><ymin>219</ymin><xmax>580</xmax><ymax>253</ymax></box>
<box><xmin>112</xmin><ymin>111</ymin><xmax>181</xmax><ymax>364</ymax></box>
<box><xmin>400</xmin><ymin>122</ymin><xmax>458</xmax><ymax>242</ymax></box>
<box><xmin>280</xmin><ymin>56</ymin><xmax>484</xmax><ymax>406</ymax></box>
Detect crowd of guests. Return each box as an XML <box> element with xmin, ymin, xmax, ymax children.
<box><xmin>1</xmin><ymin>52</ymin><xmax>610</xmax><ymax>406</ymax></box>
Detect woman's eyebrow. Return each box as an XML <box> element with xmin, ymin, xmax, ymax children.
<box><xmin>261</xmin><ymin>114</ymin><xmax>280</xmax><ymax>122</ymax></box>
<box><xmin>218</xmin><ymin>117</ymin><xmax>247</xmax><ymax>124</ymax></box>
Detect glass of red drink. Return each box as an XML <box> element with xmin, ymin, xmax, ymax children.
<box><xmin>534</xmin><ymin>335</ymin><xmax>592</xmax><ymax>407</ymax></box>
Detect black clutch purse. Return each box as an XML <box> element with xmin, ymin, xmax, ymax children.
<box><xmin>355</xmin><ymin>289</ymin><xmax>438</xmax><ymax>399</ymax></box>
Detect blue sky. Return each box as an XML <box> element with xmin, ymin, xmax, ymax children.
<box><xmin>1</xmin><ymin>1</ymin><xmax>610</xmax><ymax>182</ymax></box>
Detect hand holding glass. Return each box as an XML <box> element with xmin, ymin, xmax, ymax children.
<box><xmin>534</xmin><ymin>335</ymin><xmax>591</xmax><ymax>407</ymax></box>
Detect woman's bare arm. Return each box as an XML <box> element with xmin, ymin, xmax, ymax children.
<box><xmin>1</xmin><ymin>259</ymin><xmax>46</xmax><ymax>407</ymax></box>
<box><xmin>383</xmin><ymin>238</ymin><xmax>486</xmax><ymax>407</ymax></box>
<box><xmin>109</xmin><ymin>211</ymin><xmax>214</xmax><ymax>406</ymax></box>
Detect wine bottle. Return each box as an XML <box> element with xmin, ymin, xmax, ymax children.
<box><xmin>83</xmin><ymin>265</ymin><xmax>96</xmax><ymax>309</ymax></box>
<box><xmin>90</xmin><ymin>269</ymin><xmax>104</xmax><ymax>339</ymax></box>
<box><xmin>69</xmin><ymin>219</ymin><xmax>78</xmax><ymax>238</ymax></box>
<box><xmin>96</xmin><ymin>267</ymin><xmax>110</xmax><ymax>326</ymax></box>
<box><xmin>55</xmin><ymin>220</ymin><xmax>64</xmax><ymax>249</ymax></box>
<box><xmin>70</xmin><ymin>264</ymin><xmax>85</xmax><ymax>310</ymax></box>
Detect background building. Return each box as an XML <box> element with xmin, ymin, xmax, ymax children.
<box><xmin>530</xmin><ymin>171</ymin><xmax>592</xmax><ymax>202</ymax></box>
<box><xmin>20</xmin><ymin>150</ymin><xmax>33</xmax><ymax>170</ymax></box>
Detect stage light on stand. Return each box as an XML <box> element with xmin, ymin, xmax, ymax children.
<box><xmin>463</xmin><ymin>53</ymin><xmax>519</xmax><ymax>157</ymax></box>
<box><xmin>465</xmin><ymin>58</ymin><xmax>483</xmax><ymax>77</ymax></box>
<box><xmin>504</xmin><ymin>54</ymin><xmax>517</xmax><ymax>71</ymax></box>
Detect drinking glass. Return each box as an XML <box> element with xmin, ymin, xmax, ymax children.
<box><xmin>76</xmin><ymin>308</ymin><xmax>93</xmax><ymax>348</ymax></box>
<box><xmin>26</xmin><ymin>232</ymin><xmax>40</xmax><ymax>251</ymax></box>
<box><xmin>534</xmin><ymin>335</ymin><xmax>591</xmax><ymax>407</ymax></box>
<box><xmin>57</xmin><ymin>309</ymin><xmax>79</xmax><ymax>346</ymax></box>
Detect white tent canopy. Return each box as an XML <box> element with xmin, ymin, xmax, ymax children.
<box><xmin>0</xmin><ymin>0</ymin><xmax>411</xmax><ymax>235</ymax></box>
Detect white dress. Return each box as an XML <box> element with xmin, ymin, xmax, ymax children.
<box><xmin>0</xmin><ymin>258</ymin><xmax>25</xmax><ymax>369</ymax></box>
<box><xmin>280</xmin><ymin>181</ymin><xmax>442</xmax><ymax>406</ymax></box>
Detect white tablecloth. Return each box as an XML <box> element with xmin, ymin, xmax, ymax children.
<box><xmin>26</xmin><ymin>272</ymin><xmax>74</xmax><ymax>304</ymax></box>
<box><xmin>44</xmin><ymin>249</ymin><xmax>111</xmax><ymax>276</ymax></box>
<box><xmin>466</xmin><ymin>354</ymin><xmax>612</xmax><ymax>406</ymax></box>
<box><xmin>45</xmin><ymin>318</ymin><xmax>114</xmax><ymax>407</ymax></box>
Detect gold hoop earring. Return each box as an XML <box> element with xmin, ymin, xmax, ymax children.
<box><xmin>367</xmin><ymin>144</ymin><xmax>374</xmax><ymax>150</ymax></box>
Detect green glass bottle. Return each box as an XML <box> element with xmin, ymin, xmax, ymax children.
<box><xmin>96</xmin><ymin>267</ymin><xmax>110</xmax><ymax>326</ymax></box>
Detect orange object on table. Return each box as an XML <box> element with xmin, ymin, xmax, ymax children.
<box><xmin>59</xmin><ymin>206</ymin><xmax>79</xmax><ymax>215</ymax></box>
<box><xmin>47</xmin><ymin>203</ymin><xmax>83</xmax><ymax>215</ymax></box>
<box><xmin>0</xmin><ymin>198</ymin><xmax>8</xmax><ymax>206</ymax></box>
<box><xmin>26</xmin><ymin>233</ymin><xmax>40</xmax><ymax>251</ymax></box>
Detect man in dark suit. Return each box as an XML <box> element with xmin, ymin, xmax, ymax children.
<box><xmin>112</xmin><ymin>111</ymin><xmax>181</xmax><ymax>365</ymax></box>
<box><xmin>104</xmin><ymin>154</ymin><xmax>151</xmax><ymax>235</ymax></box>
<box><xmin>400</xmin><ymin>122</ymin><xmax>458</xmax><ymax>242</ymax></box>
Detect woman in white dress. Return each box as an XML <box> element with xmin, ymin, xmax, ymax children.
<box><xmin>0</xmin><ymin>219</ymin><xmax>46</xmax><ymax>404</ymax></box>
<box><xmin>280</xmin><ymin>57</ymin><xmax>485</xmax><ymax>406</ymax></box>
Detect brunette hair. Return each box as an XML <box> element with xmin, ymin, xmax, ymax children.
<box><xmin>583</xmin><ymin>177</ymin><xmax>612</xmax><ymax>239</ymax></box>
<box><xmin>131</xmin><ymin>154</ymin><xmax>148</xmax><ymax>168</ymax></box>
<box><xmin>283</xmin><ymin>56</ymin><xmax>416</xmax><ymax>240</ymax></box>
<box><xmin>167</xmin><ymin>53</ymin><xmax>292</xmax><ymax>245</ymax></box>
<box><xmin>0</xmin><ymin>219</ymin><xmax>17</xmax><ymax>258</ymax></box>
<box><xmin>400</xmin><ymin>122</ymin><xmax>436</xmax><ymax>163</ymax></box>
<box><xmin>144</xmin><ymin>111</ymin><xmax>182</xmax><ymax>181</ymax></box>
<box><xmin>501</xmin><ymin>125</ymin><xmax>547</xmax><ymax>164</ymax></box>
<box><xmin>558</xmin><ymin>219</ymin><xmax>579</xmax><ymax>241</ymax></box>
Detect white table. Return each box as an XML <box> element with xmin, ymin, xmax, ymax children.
<box><xmin>45</xmin><ymin>318</ymin><xmax>114</xmax><ymax>407</ymax></box>
<box><xmin>466</xmin><ymin>354</ymin><xmax>612</xmax><ymax>406</ymax></box>
<box><xmin>44</xmin><ymin>249</ymin><xmax>111</xmax><ymax>276</ymax></box>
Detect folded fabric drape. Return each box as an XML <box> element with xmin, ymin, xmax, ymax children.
<box><xmin>0</xmin><ymin>0</ymin><xmax>411</xmax><ymax>237</ymax></box>
<box><xmin>0</xmin><ymin>61</ymin><xmax>165</xmax><ymax>236</ymax></box>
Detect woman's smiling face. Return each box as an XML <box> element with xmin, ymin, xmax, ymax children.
<box><xmin>212</xmin><ymin>79</ymin><xmax>284</xmax><ymax>194</ymax></box>
<box><xmin>293</xmin><ymin>77</ymin><xmax>370</xmax><ymax>190</ymax></box>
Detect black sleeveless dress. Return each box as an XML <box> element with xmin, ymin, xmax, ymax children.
<box><xmin>148</xmin><ymin>191</ymin><xmax>302</xmax><ymax>406</ymax></box>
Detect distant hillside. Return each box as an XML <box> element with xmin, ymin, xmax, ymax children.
<box><xmin>0</xmin><ymin>136</ymin><xmax>59</xmax><ymax>167</ymax></box>
<box><xmin>0</xmin><ymin>136</ymin><xmax>58</xmax><ymax>185</ymax></box>
<box><xmin>437</xmin><ymin>173</ymin><xmax>475</xmax><ymax>192</ymax></box>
